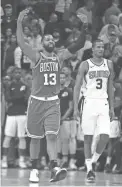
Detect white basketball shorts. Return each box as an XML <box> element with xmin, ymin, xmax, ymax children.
<box><xmin>81</xmin><ymin>98</ymin><xmax>110</xmax><ymax>135</ymax></box>
<box><xmin>5</xmin><ymin>115</ymin><xmax>27</xmax><ymax>137</ymax></box>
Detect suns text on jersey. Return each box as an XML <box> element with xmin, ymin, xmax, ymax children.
<box><xmin>89</xmin><ymin>70</ymin><xmax>110</xmax><ymax>79</ymax></box>
<box><xmin>40</xmin><ymin>62</ymin><xmax>58</xmax><ymax>72</ymax></box>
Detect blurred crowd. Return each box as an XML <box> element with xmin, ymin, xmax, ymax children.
<box><xmin>1</xmin><ymin>0</ymin><xmax>122</xmax><ymax>173</ymax></box>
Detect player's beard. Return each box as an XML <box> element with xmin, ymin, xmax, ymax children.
<box><xmin>44</xmin><ymin>45</ymin><xmax>55</xmax><ymax>53</ymax></box>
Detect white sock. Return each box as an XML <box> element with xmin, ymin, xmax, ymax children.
<box><xmin>85</xmin><ymin>159</ymin><xmax>92</xmax><ymax>173</ymax></box>
<box><xmin>2</xmin><ymin>156</ymin><xmax>7</xmax><ymax>162</ymax></box>
<box><xmin>19</xmin><ymin>156</ymin><xmax>24</xmax><ymax>162</ymax></box>
<box><xmin>106</xmin><ymin>157</ymin><xmax>112</xmax><ymax>165</ymax></box>
<box><xmin>91</xmin><ymin>152</ymin><xmax>101</xmax><ymax>163</ymax></box>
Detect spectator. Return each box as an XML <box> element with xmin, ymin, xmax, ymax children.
<box><xmin>99</xmin><ymin>24</ymin><xmax>119</xmax><ymax>45</ymax></box>
<box><xmin>103</xmin><ymin>0</ymin><xmax>121</xmax><ymax>25</ymax></box>
<box><xmin>99</xmin><ymin>15</ymin><xmax>120</xmax><ymax>38</ymax></box>
<box><xmin>1</xmin><ymin>34</ymin><xmax>5</xmax><ymax>74</ymax></box>
<box><xmin>103</xmin><ymin>30</ymin><xmax>119</xmax><ymax>59</ymax></box>
<box><xmin>68</xmin><ymin>54</ymin><xmax>80</xmax><ymax>80</ymax></box>
<box><xmin>11</xmin><ymin>34</ymin><xmax>17</xmax><ymax>44</ymax></box>
<box><xmin>14</xmin><ymin>45</ymin><xmax>32</xmax><ymax>70</ymax></box>
<box><xmin>2</xmin><ymin>67</ymin><xmax>28</xmax><ymax>169</ymax></box>
<box><xmin>5</xmin><ymin>28</ymin><xmax>12</xmax><ymax>42</ymax></box>
<box><xmin>3</xmin><ymin>33</ymin><xmax>17</xmax><ymax>71</ymax></box>
<box><xmin>2</xmin><ymin>28</ymin><xmax>12</xmax><ymax>72</ymax></box>
<box><xmin>55</xmin><ymin>0</ymin><xmax>72</xmax><ymax>21</ymax></box>
<box><xmin>77</xmin><ymin>33</ymin><xmax>92</xmax><ymax>61</ymax></box>
<box><xmin>2</xmin><ymin>4</ymin><xmax>17</xmax><ymax>33</ymax></box>
<box><xmin>65</xmin><ymin>18</ymin><xmax>81</xmax><ymax>47</ymax></box>
<box><xmin>57</xmin><ymin>72</ymin><xmax>74</xmax><ymax>168</ymax></box>
<box><xmin>76</xmin><ymin>0</ymin><xmax>94</xmax><ymax>26</ymax></box>
<box><xmin>44</xmin><ymin>13</ymin><xmax>59</xmax><ymax>35</ymax></box>
<box><xmin>62</xmin><ymin>66</ymin><xmax>75</xmax><ymax>89</ymax></box>
<box><xmin>57</xmin><ymin>13</ymin><xmax>79</xmax><ymax>41</ymax></box>
<box><xmin>53</xmin><ymin>29</ymin><xmax>64</xmax><ymax>51</ymax></box>
<box><xmin>61</xmin><ymin>65</ymin><xmax>77</xmax><ymax>170</ymax></box>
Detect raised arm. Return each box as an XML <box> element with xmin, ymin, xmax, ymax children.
<box><xmin>107</xmin><ymin>60</ymin><xmax>115</xmax><ymax>121</ymax></box>
<box><xmin>58</xmin><ymin>28</ymin><xmax>86</xmax><ymax>65</ymax></box>
<box><xmin>73</xmin><ymin>61</ymin><xmax>88</xmax><ymax>119</ymax></box>
<box><xmin>17</xmin><ymin>9</ymin><xmax>40</xmax><ymax>67</ymax></box>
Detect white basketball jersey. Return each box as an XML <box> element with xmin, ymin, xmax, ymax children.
<box><xmin>84</xmin><ymin>58</ymin><xmax>110</xmax><ymax>99</ymax></box>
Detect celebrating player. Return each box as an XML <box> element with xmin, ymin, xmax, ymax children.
<box><xmin>17</xmin><ymin>9</ymin><xmax>86</xmax><ymax>183</ymax></box>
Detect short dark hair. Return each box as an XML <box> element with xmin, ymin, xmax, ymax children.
<box><xmin>92</xmin><ymin>39</ymin><xmax>104</xmax><ymax>48</ymax></box>
<box><xmin>41</xmin><ymin>34</ymin><xmax>53</xmax><ymax>42</ymax></box>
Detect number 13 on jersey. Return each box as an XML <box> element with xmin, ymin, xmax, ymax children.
<box><xmin>44</xmin><ymin>73</ymin><xmax>56</xmax><ymax>85</ymax></box>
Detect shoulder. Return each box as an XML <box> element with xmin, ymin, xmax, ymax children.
<box><xmin>107</xmin><ymin>59</ymin><xmax>113</xmax><ymax>70</ymax></box>
<box><xmin>79</xmin><ymin>60</ymin><xmax>89</xmax><ymax>72</ymax></box>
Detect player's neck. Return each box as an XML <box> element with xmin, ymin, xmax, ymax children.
<box><xmin>43</xmin><ymin>48</ymin><xmax>53</xmax><ymax>57</ymax></box>
<box><xmin>92</xmin><ymin>56</ymin><xmax>103</xmax><ymax>65</ymax></box>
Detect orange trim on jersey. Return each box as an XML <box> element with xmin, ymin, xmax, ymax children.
<box><xmin>90</xmin><ymin>58</ymin><xmax>104</xmax><ymax>67</ymax></box>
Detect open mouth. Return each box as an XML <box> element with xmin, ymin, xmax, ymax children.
<box><xmin>49</xmin><ymin>43</ymin><xmax>54</xmax><ymax>47</ymax></box>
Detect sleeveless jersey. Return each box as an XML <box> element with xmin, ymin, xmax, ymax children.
<box><xmin>31</xmin><ymin>52</ymin><xmax>60</xmax><ymax>97</ymax></box>
<box><xmin>84</xmin><ymin>58</ymin><xmax>110</xmax><ymax>99</ymax></box>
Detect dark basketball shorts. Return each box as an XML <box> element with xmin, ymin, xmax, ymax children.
<box><xmin>26</xmin><ymin>96</ymin><xmax>60</xmax><ymax>138</ymax></box>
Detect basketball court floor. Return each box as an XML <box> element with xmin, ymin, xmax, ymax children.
<box><xmin>1</xmin><ymin>168</ymin><xmax>122</xmax><ymax>186</ymax></box>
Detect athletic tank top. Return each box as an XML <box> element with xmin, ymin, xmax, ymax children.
<box><xmin>31</xmin><ymin>52</ymin><xmax>60</xmax><ymax>97</ymax></box>
<box><xmin>84</xmin><ymin>58</ymin><xmax>110</xmax><ymax>99</ymax></box>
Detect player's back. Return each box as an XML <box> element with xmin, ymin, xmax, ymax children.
<box><xmin>31</xmin><ymin>52</ymin><xmax>60</xmax><ymax>98</ymax></box>
<box><xmin>84</xmin><ymin>58</ymin><xmax>110</xmax><ymax>99</ymax></box>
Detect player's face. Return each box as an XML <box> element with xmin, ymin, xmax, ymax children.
<box><xmin>60</xmin><ymin>74</ymin><xmax>66</xmax><ymax>85</ymax></box>
<box><xmin>93</xmin><ymin>42</ymin><xmax>104</xmax><ymax>58</ymax></box>
<box><xmin>43</xmin><ymin>35</ymin><xmax>55</xmax><ymax>53</ymax></box>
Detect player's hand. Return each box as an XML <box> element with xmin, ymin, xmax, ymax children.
<box><xmin>17</xmin><ymin>9</ymin><xmax>30</xmax><ymax>23</ymax></box>
<box><xmin>109</xmin><ymin>108</ymin><xmax>115</xmax><ymax>122</ymax></box>
<box><xmin>73</xmin><ymin>109</ymin><xmax>80</xmax><ymax>121</ymax></box>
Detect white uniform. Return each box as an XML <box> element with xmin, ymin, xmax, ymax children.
<box><xmin>81</xmin><ymin>58</ymin><xmax>110</xmax><ymax>135</ymax></box>
<box><xmin>5</xmin><ymin>115</ymin><xmax>27</xmax><ymax>137</ymax></box>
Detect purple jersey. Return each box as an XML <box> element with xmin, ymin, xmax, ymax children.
<box><xmin>31</xmin><ymin>52</ymin><xmax>60</xmax><ymax>97</ymax></box>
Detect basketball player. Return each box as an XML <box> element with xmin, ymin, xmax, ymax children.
<box><xmin>74</xmin><ymin>39</ymin><xmax>114</xmax><ymax>182</ymax></box>
<box><xmin>17</xmin><ymin>9</ymin><xmax>86</xmax><ymax>183</ymax></box>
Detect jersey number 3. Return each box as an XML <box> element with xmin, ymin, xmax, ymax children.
<box><xmin>44</xmin><ymin>73</ymin><xmax>56</xmax><ymax>85</ymax></box>
<box><xmin>96</xmin><ymin>79</ymin><xmax>102</xmax><ymax>89</ymax></box>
